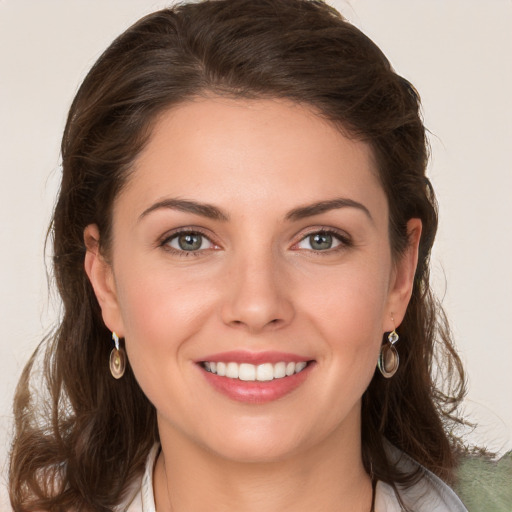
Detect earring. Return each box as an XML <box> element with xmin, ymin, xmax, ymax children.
<box><xmin>378</xmin><ymin>329</ymin><xmax>399</xmax><ymax>378</ymax></box>
<box><xmin>109</xmin><ymin>332</ymin><xmax>126</xmax><ymax>379</ymax></box>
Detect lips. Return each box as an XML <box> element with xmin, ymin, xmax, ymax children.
<box><xmin>197</xmin><ymin>351</ymin><xmax>314</xmax><ymax>403</ymax></box>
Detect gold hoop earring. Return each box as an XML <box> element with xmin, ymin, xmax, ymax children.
<box><xmin>109</xmin><ymin>332</ymin><xmax>126</xmax><ymax>379</ymax></box>
<box><xmin>378</xmin><ymin>329</ymin><xmax>399</xmax><ymax>378</ymax></box>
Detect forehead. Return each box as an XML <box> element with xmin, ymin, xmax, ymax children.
<box><xmin>120</xmin><ymin>96</ymin><xmax>386</xmax><ymax>220</ymax></box>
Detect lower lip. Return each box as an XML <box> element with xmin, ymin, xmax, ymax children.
<box><xmin>199</xmin><ymin>363</ymin><xmax>314</xmax><ymax>404</ymax></box>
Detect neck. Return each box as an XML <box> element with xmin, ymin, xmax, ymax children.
<box><xmin>153</xmin><ymin>417</ymin><xmax>373</xmax><ymax>512</ymax></box>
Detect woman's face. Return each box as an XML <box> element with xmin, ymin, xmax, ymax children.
<box><xmin>86</xmin><ymin>97</ymin><xmax>419</xmax><ymax>462</ymax></box>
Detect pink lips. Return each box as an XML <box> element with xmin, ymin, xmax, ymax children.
<box><xmin>197</xmin><ymin>350</ymin><xmax>314</xmax><ymax>404</ymax></box>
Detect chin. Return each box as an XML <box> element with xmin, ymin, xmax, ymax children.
<box><xmin>208</xmin><ymin>432</ymin><xmax>305</xmax><ymax>464</ymax></box>
<box><xmin>174</xmin><ymin>410</ymin><xmax>305</xmax><ymax>463</ymax></box>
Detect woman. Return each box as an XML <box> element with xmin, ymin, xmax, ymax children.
<box><xmin>9</xmin><ymin>0</ymin><xmax>469</xmax><ymax>510</ymax></box>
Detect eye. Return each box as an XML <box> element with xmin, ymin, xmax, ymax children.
<box><xmin>164</xmin><ymin>231</ymin><xmax>216</xmax><ymax>253</ymax></box>
<box><xmin>295</xmin><ymin>230</ymin><xmax>348</xmax><ymax>251</ymax></box>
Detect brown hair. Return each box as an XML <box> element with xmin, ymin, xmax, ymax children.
<box><xmin>9</xmin><ymin>1</ymin><xmax>466</xmax><ymax>510</ymax></box>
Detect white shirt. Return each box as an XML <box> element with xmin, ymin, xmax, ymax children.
<box><xmin>120</xmin><ymin>444</ymin><xmax>468</xmax><ymax>512</ymax></box>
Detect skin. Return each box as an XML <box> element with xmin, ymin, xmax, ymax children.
<box><xmin>85</xmin><ymin>97</ymin><xmax>421</xmax><ymax>512</ymax></box>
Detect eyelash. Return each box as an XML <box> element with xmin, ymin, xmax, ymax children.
<box><xmin>159</xmin><ymin>228</ymin><xmax>218</xmax><ymax>257</ymax></box>
<box><xmin>158</xmin><ymin>227</ymin><xmax>352</xmax><ymax>257</ymax></box>
<box><xmin>293</xmin><ymin>228</ymin><xmax>352</xmax><ymax>254</ymax></box>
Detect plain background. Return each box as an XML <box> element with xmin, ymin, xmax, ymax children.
<box><xmin>1</xmin><ymin>0</ymin><xmax>511</xmax><ymax>506</ymax></box>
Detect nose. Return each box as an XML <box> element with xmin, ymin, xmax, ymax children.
<box><xmin>220</xmin><ymin>251</ymin><xmax>295</xmax><ymax>334</ymax></box>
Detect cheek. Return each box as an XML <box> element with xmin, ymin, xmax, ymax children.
<box><xmin>112</xmin><ymin>259</ymin><xmax>219</xmax><ymax>379</ymax></box>
<box><xmin>299</xmin><ymin>256</ymin><xmax>391</xmax><ymax>384</ymax></box>
<box><xmin>113</xmin><ymin>263</ymin><xmax>219</xmax><ymax>414</ymax></box>
<box><xmin>302</xmin><ymin>258</ymin><xmax>391</xmax><ymax>338</ymax></box>
<box><xmin>116</xmin><ymin>257</ymin><xmax>210</xmax><ymax>329</ymax></box>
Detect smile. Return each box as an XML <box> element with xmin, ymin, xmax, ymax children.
<box><xmin>202</xmin><ymin>361</ymin><xmax>308</xmax><ymax>381</ymax></box>
<box><xmin>197</xmin><ymin>351</ymin><xmax>314</xmax><ymax>403</ymax></box>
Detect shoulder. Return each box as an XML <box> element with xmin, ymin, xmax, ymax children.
<box><xmin>454</xmin><ymin>450</ymin><xmax>512</xmax><ymax>511</ymax></box>
<box><xmin>376</xmin><ymin>472</ymin><xmax>468</xmax><ymax>512</ymax></box>
<box><xmin>375</xmin><ymin>445</ymin><xmax>468</xmax><ymax>512</ymax></box>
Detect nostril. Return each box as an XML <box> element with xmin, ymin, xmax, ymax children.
<box><xmin>228</xmin><ymin>317</ymin><xmax>283</xmax><ymax>331</ymax></box>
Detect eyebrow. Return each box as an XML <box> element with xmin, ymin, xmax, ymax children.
<box><xmin>138</xmin><ymin>196</ymin><xmax>372</xmax><ymax>224</ymax></box>
<box><xmin>139</xmin><ymin>198</ymin><xmax>230</xmax><ymax>222</ymax></box>
<box><xmin>285</xmin><ymin>198</ymin><xmax>373</xmax><ymax>223</ymax></box>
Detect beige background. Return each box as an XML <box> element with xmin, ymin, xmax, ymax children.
<box><xmin>1</xmin><ymin>0</ymin><xmax>511</xmax><ymax>506</ymax></box>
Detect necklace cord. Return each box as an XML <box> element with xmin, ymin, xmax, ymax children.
<box><xmin>369</xmin><ymin>477</ymin><xmax>377</xmax><ymax>512</ymax></box>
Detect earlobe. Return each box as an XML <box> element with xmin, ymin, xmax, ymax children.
<box><xmin>84</xmin><ymin>224</ymin><xmax>124</xmax><ymax>336</ymax></box>
<box><xmin>385</xmin><ymin>218</ymin><xmax>422</xmax><ymax>330</ymax></box>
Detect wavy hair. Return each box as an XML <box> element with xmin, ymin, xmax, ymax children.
<box><xmin>9</xmin><ymin>1</ymin><xmax>466</xmax><ymax>510</ymax></box>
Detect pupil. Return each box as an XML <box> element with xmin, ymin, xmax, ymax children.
<box><xmin>178</xmin><ymin>233</ymin><xmax>202</xmax><ymax>251</ymax></box>
<box><xmin>311</xmin><ymin>233</ymin><xmax>332</xmax><ymax>250</ymax></box>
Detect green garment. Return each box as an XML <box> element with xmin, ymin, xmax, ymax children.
<box><xmin>455</xmin><ymin>451</ymin><xmax>512</xmax><ymax>512</ymax></box>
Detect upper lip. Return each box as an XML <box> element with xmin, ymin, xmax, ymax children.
<box><xmin>196</xmin><ymin>350</ymin><xmax>312</xmax><ymax>365</ymax></box>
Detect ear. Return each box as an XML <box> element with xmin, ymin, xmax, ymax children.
<box><xmin>84</xmin><ymin>224</ymin><xmax>125</xmax><ymax>336</ymax></box>
<box><xmin>384</xmin><ymin>218</ymin><xmax>422</xmax><ymax>331</ymax></box>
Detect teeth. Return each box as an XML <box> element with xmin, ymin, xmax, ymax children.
<box><xmin>274</xmin><ymin>362</ymin><xmax>286</xmax><ymax>379</ymax></box>
<box><xmin>295</xmin><ymin>361</ymin><xmax>307</xmax><ymax>373</ymax></box>
<box><xmin>217</xmin><ymin>362</ymin><xmax>226</xmax><ymax>377</ymax></box>
<box><xmin>226</xmin><ymin>362</ymin><xmax>239</xmax><ymax>379</ymax></box>
<box><xmin>203</xmin><ymin>361</ymin><xmax>309</xmax><ymax>381</ymax></box>
<box><xmin>257</xmin><ymin>363</ymin><xmax>274</xmax><ymax>381</ymax></box>
<box><xmin>239</xmin><ymin>363</ymin><xmax>256</xmax><ymax>381</ymax></box>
